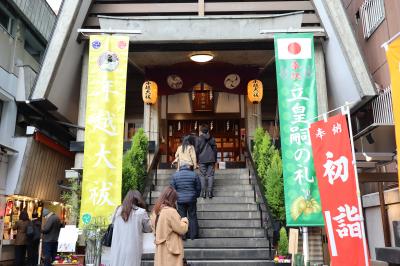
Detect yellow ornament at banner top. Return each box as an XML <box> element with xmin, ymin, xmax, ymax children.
<box><xmin>142</xmin><ymin>81</ymin><xmax>158</xmax><ymax>105</ymax></box>
<box><xmin>247</xmin><ymin>79</ymin><xmax>263</xmax><ymax>104</ymax></box>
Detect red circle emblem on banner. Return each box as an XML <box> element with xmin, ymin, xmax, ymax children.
<box><xmin>118</xmin><ymin>41</ymin><xmax>127</xmax><ymax>49</ymax></box>
<box><xmin>288</xmin><ymin>42</ymin><xmax>301</xmax><ymax>55</ymax></box>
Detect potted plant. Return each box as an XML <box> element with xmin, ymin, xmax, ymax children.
<box><xmin>274</xmin><ymin>227</ymin><xmax>291</xmax><ymax>265</ymax></box>
<box><xmin>52</xmin><ymin>253</ymin><xmax>84</xmax><ymax>266</ymax></box>
<box><xmin>82</xmin><ymin>217</ymin><xmax>108</xmax><ymax>266</ymax></box>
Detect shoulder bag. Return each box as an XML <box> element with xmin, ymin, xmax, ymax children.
<box><xmin>102</xmin><ymin>207</ymin><xmax>118</xmax><ymax>247</ymax></box>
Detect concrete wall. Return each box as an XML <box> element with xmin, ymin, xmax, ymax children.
<box><xmin>32</xmin><ymin>0</ymin><xmax>92</xmax><ymax>123</ymax></box>
<box><xmin>342</xmin><ymin>0</ymin><xmax>400</xmax><ymax>89</ymax></box>
<box><xmin>313</xmin><ymin>0</ymin><xmax>376</xmax><ymax>110</ymax></box>
<box><xmin>0</xmin><ymin>23</ymin><xmax>40</xmax><ymax>77</ymax></box>
<box><xmin>363</xmin><ymin>188</ymin><xmax>400</xmax><ymax>259</ymax></box>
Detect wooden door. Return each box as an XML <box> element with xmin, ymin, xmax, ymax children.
<box><xmin>167</xmin><ymin>119</ymin><xmax>242</xmax><ymax>163</ymax></box>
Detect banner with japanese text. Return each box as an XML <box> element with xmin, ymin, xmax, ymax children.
<box><xmin>80</xmin><ymin>35</ymin><xmax>129</xmax><ymax>226</ymax></box>
<box><xmin>385</xmin><ymin>37</ymin><xmax>400</xmax><ymax>186</ymax></box>
<box><xmin>274</xmin><ymin>33</ymin><xmax>324</xmax><ymax>226</ymax></box>
<box><xmin>309</xmin><ymin>114</ymin><xmax>369</xmax><ymax>266</ymax></box>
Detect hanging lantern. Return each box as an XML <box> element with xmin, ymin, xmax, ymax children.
<box><xmin>247</xmin><ymin>79</ymin><xmax>263</xmax><ymax>104</ymax></box>
<box><xmin>142</xmin><ymin>81</ymin><xmax>158</xmax><ymax>105</ymax></box>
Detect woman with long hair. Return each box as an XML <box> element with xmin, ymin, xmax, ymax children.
<box><xmin>151</xmin><ymin>186</ymin><xmax>189</xmax><ymax>266</ymax></box>
<box><xmin>173</xmin><ymin>135</ymin><xmax>197</xmax><ymax>170</ymax></box>
<box><xmin>13</xmin><ymin>210</ymin><xmax>30</xmax><ymax>266</ymax></box>
<box><xmin>110</xmin><ymin>190</ymin><xmax>152</xmax><ymax>266</ymax></box>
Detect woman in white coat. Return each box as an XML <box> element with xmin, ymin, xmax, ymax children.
<box><xmin>110</xmin><ymin>190</ymin><xmax>152</xmax><ymax>266</ymax></box>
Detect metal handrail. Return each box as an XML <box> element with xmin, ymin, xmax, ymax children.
<box><xmin>244</xmin><ymin>145</ymin><xmax>274</xmax><ymax>256</ymax></box>
<box><xmin>142</xmin><ymin>147</ymin><xmax>161</xmax><ymax>207</ymax></box>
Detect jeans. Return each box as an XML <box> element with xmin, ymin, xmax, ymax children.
<box><xmin>27</xmin><ymin>241</ymin><xmax>40</xmax><ymax>266</ymax></box>
<box><xmin>177</xmin><ymin>202</ymin><xmax>199</xmax><ymax>240</ymax></box>
<box><xmin>43</xmin><ymin>242</ymin><xmax>58</xmax><ymax>266</ymax></box>
<box><xmin>14</xmin><ymin>245</ymin><xmax>26</xmax><ymax>266</ymax></box>
<box><xmin>199</xmin><ymin>163</ymin><xmax>215</xmax><ymax>192</ymax></box>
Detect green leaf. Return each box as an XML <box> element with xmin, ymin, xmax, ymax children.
<box><xmin>122</xmin><ymin>128</ymin><xmax>148</xmax><ymax>197</ymax></box>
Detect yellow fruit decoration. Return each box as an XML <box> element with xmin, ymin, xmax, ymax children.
<box><xmin>290</xmin><ymin>196</ymin><xmax>306</xmax><ymax>221</ymax></box>
<box><xmin>290</xmin><ymin>196</ymin><xmax>321</xmax><ymax>221</ymax></box>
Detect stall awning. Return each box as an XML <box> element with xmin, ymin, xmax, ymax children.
<box><xmin>13</xmin><ymin>136</ymin><xmax>74</xmax><ymax>201</ymax></box>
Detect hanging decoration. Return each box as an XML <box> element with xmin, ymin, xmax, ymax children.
<box><xmin>226</xmin><ymin>121</ymin><xmax>230</xmax><ymax>131</ymax></box>
<box><xmin>209</xmin><ymin>90</ymin><xmax>213</xmax><ymax>100</ymax></box>
<box><xmin>192</xmin><ymin>89</ymin><xmax>196</xmax><ymax>100</ymax></box>
<box><xmin>142</xmin><ymin>81</ymin><xmax>158</xmax><ymax>105</ymax></box>
<box><xmin>247</xmin><ymin>79</ymin><xmax>263</xmax><ymax>103</ymax></box>
<box><xmin>178</xmin><ymin>121</ymin><xmax>181</xmax><ymax>131</ymax></box>
<box><xmin>210</xmin><ymin>121</ymin><xmax>214</xmax><ymax>130</ymax></box>
<box><xmin>194</xmin><ymin>121</ymin><xmax>198</xmax><ymax>130</ymax></box>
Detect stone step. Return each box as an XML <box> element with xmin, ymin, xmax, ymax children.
<box><xmin>147</xmin><ymin>196</ymin><xmax>255</xmax><ymax>204</ymax></box>
<box><xmin>154</xmin><ymin>184</ymin><xmax>253</xmax><ymax>191</ymax></box>
<box><xmin>155</xmin><ymin>173</ymin><xmax>250</xmax><ymax>180</ymax></box>
<box><xmin>141</xmin><ymin>260</ymin><xmax>275</xmax><ymax>266</ymax></box>
<box><xmin>199</xmin><ymin>228</ymin><xmax>265</xmax><ymax>238</ymax></box>
<box><xmin>157</xmin><ymin>169</ymin><xmax>248</xmax><ymax>174</ymax></box>
<box><xmin>197</xmin><ymin>211</ymin><xmax>261</xmax><ymax>220</ymax></box>
<box><xmin>142</xmin><ymin>248</ymin><xmax>272</xmax><ymax>260</ymax></box>
<box><xmin>199</xmin><ymin>219</ymin><xmax>261</xmax><ymax>228</ymax></box>
<box><xmin>183</xmin><ymin>238</ymin><xmax>271</xmax><ymax>248</ymax></box>
<box><xmin>150</xmin><ymin>190</ymin><xmax>255</xmax><ymax>197</ymax></box>
<box><xmin>149</xmin><ymin>203</ymin><xmax>258</xmax><ymax>212</ymax></box>
<box><xmin>155</xmin><ymin>178</ymin><xmax>251</xmax><ymax>186</ymax></box>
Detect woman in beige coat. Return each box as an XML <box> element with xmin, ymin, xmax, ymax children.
<box><xmin>173</xmin><ymin>135</ymin><xmax>197</xmax><ymax>170</ymax></box>
<box><xmin>151</xmin><ymin>186</ymin><xmax>189</xmax><ymax>266</ymax></box>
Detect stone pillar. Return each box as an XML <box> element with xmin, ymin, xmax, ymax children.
<box><xmin>144</xmin><ymin>99</ymin><xmax>160</xmax><ymax>164</ymax></box>
<box><xmin>315</xmin><ymin>42</ymin><xmax>329</xmax><ymax>115</ymax></box>
<box><xmin>245</xmin><ymin>98</ymin><xmax>262</xmax><ymax>148</ymax></box>
<box><xmin>74</xmin><ymin>49</ymin><xmax>88</xmax><ymax>169</ymax></box>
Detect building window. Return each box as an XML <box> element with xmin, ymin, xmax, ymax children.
<box><xmin>360</xmin><ymin>0</ymin><xmax>385</xmax><ymax>39</ymax></box>
<box><xmin>24</xmin><ymin>28</ymin><xmax>46</xmax><ymax>62</ymax></box>
<box><xmin>0</xmin><ymin>3</ymin><xmax>14</xmax><ymax>36</ymax></box>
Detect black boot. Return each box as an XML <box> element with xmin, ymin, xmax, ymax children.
<box><xmin>208</xmin><ymin>191</ymin><xmax>213</xmax><ymax>199</ymax></box>
<box><xmin>202</xmin><ymin>191</ymin><xmax>207</xmax><ymax>198</ymax></box>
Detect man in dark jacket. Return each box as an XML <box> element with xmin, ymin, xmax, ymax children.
<box><xmin>197</xmin><ymin>124</ymin><xmax>217</xmax><ymax>198</ymax></box>
<box><xmin>171</xmin><ymin>164</ymin><xmax>201</xmax><ymax>240</ymax></box>
<box><xmin>42</xmin><ymin>208</ymin><xmax>61</xmax><ymax>266</ymax></box>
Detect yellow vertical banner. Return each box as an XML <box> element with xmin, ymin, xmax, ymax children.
<box><xmin>80</xmin><ymin>35</ymin><xmax>129</xmax><ymax>226</ymax></box>
<box><xmin>386</xmin><ymin>37</ymin><xmax>400</xmax><ymax>186</ymax></box>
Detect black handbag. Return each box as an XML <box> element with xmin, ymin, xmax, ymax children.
<box><xmin>102</xmin><ymin>207</ymin><xmax>118</xmax><ymax>247</ymax></box>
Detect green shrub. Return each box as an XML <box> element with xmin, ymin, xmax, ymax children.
<box><xmin>253</xmin><ymin>127</ymin><xmax>266</xmax><ymax>164</ymax></box>
<box><xmin>253</xmin><ymin>127</ymin><xmax>285</xmax><ymax>224</ymax></box>
<box><xmin>266</xmin><ymin>150</ymin><xmax>285</xmax><ymax>222</ymax></box>
<box><xmin>278</xmin><ymin>227</ymin><xmax>289</xmax><ymax>255</ymax></box>
<box><xmin>122</xmin><ymin>128</ymin><xmax>148</xmax><ymax>197</ymax></box>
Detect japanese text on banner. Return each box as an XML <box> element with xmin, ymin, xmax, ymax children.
<box><xmin>309</xmin><ymin>114</ymin><xmax>369</xmax><ymax>266</ymax></box>
<box><xmin>80</xmin><ymin>35</ymin><xmax>129</xmax><ymax>226</ymax></box>
<box><xmin>274</xmin><ymin>33</ymin><xmax>324</xmax><ymax>226</ymax></box>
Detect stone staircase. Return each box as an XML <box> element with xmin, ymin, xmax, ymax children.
<box><xmin>142</xmin><ymin>168</ymin><xmax>275</xmax><ymax>266</ymax></box>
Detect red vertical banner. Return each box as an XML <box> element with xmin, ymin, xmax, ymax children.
<box><xmin>309</xmin><ymin>114</ymin><xmax>369</xmax><ymax>266</ymax></box>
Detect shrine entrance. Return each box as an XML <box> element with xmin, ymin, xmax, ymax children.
<box><xmin>167</xmin><ymin>118</ymin><xmax>244</xmax><ymax>163</ymax></box>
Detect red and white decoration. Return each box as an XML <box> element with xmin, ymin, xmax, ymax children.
<box><xmin>309</xmin><ymin>114</ymin><xmax>369</xmax><ymax>266</ymax></box>
<box><xmin>276</xmin><ymin>38</ymin><xmax>312</xmax><ymax>60</ymax></box>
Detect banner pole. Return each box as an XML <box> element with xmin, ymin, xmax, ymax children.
<box><xmin>344</xmin><ymin>106</ymin><xmax>370</xmax><ymax>266</ymax></box>
<box><xmin>302</xmin><ymin>227</ymin><xmax>309</xmax><ymax>264</ymax></box>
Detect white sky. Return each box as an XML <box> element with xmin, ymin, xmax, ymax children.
<box><xmin>46</xmin><ymin>0</ymin><xmax>62</xmax><ymax>14</ymax></box>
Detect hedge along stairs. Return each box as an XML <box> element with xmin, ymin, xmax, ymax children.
<box><xmin>142</xmin><ymin>168</ymin><xmax>276</xmax><ymax>266</ymax></box>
